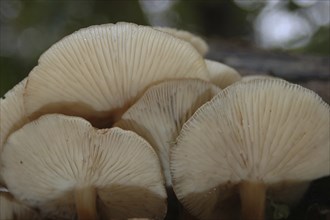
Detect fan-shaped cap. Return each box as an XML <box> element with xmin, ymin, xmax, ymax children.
<box><xmin>171</xmin><ymin>79</ymin><xmax>330</xmax><ymax>220</ymax></box>
<box><xmin>2</xmin><ymin>114</ymin><xmax>167</xmax><ymax>219</ymax></box>
<box><xmin>115</xmin><ymin>79</ymin><xmax>221</xmax><ymax>187</ymax></box>
<box><xmin>154</xmin><ymin>27</ymin><xmax>209</xmax><ymax>55</ymax></box>
<box><xmin>24</xmin><ymin>22</ymin><xmax>210</xmax><ymax>127</ymax></box>
<box><xmin>0</xmin><ymin>78</ymin><xmax>29</xmax><ymax>185</ymax></box>
<box><xmin>205</xmin><ymin>59</ymin><xmax>241</xmax><ymax>88</ymax></box>
<box><xmin>0</xmin><ymin>192</ymin><xmax>40</xmax><ymax>220</ymax></box>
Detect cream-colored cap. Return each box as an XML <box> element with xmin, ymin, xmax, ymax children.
<box><xmin>155</xmin><ymin>26</ymin><xmax>209</xmax><ymax>55</ymax></box>
<box><xmin>0</xmin><ymin>78</ymin><xmax>29</xmax><ymax>185</ymax></box>
<box><xmin>116</xmin><ymin>79</ymin><xmax>221</xmax><ymax>187</ymax></box>
<box><xmin>2</xmin><ymin>114</ymin><xmax>167</xmax><ymax>219</ymax></box>
<box><xmin>205</xmin><ymin>59</ymin><xmax>241</xmax><ymax>88</ymax></box>
<box><xmin>24</xmin><ymin>22</ymin><xmax>210</xmax><ymax>127</ymax></box>
<box><xmin>171</xmin><ymin>79</ymin><xmax>329</xmax><ymax>220</ymax></box>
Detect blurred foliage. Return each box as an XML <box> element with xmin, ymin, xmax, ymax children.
<box><xmin>295</xmin><ymin>26</ymin><xmax>330</xmax><ymax>55</ymax></box>
<box><xmin>173</xmin><ymin>0</ymin><xmax>255</xmax><ymax>37</ymax></box>
<box><xmin>0</xmin><ymin>0</ymin><xmax>329</xmax><ymax>96</ymax></box>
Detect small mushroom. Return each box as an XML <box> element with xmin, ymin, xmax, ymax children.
<box><xmin>115</xmin><ymin>79</ymin><xmax>220</xmax><ymax>219</ymax></box>
<box><xmin>205</xmin><ymin>59</ymin><xmax>241</xmax><ymax>88</ymax></box>
<box><xmin>2</xmin><ymin>114</ymin><xmax>167</xmax><ymax>220</ymax></box>
<box><xmin>24</xmin><ymin>22</ymin><xmax>210</xmax><ymax>128</ymax></box>
<box><xmin>115</xmin><ymin>79</ymin><xmax>221</xmax><ymax>187</ymax></box>
<box><xmin>0</xmin><ymin>78</ymin><xmax>29</xmax><ymax>185</ymax></box>
<box><xmin>171</xmin><ymin>79</ymin><xmax>330</xmax><ymax>220</ymax></box>
<box><xmin>154</xmin><ymin>27</ymin><xmax>209</xmax><ymax>55</ymax></box>
<box><xmin>0</xmin><ymin>192</ymin><xmax>40</xmax><ymax>220</ymax></box>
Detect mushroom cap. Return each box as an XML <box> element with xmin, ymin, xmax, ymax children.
<box><xmin>2</xmin><ymin>114</ymin><xmax>167</xmax><ymax>219</ymax></box>
<box><xmin>171</xmin><ymin>79</ymin><xmax>330</xmax><ymax>219</ymax></box>
<box><xmin>154</xmin><ymin>27</ymin><xmax>209</xmax><ymax>55</ymax></box>
<box><xmin>115</xmin><ymin>79</ymin><xmax>221</xmax><ymax>187</ymax></box>
<box><xmin>205</xmin><ymin>59</ymin><xmax>241</xmax><ymax>88</ymax></box>
<box><xmin>24</xmin><ymin>22</ymin><xmax>210</xmax><ymax>127</ymax></box>
<box><xmin>0</xmin><ymin>192</ymin><xmax>40</xmax><ymax>220</ymax></box>
<box><xmin>0</xmin><ymin>78</ymin><xmax>29</xmax><ymax>185</ymax></box>
<box><xmin>241</xmin><ymin>75</ymin><xmax>278</xmax><ymax>82</ymax></box>
<box><xmin>0</xmin><ymin>78</ymin><xmax>28</xmax><ymax>149</ymax></box>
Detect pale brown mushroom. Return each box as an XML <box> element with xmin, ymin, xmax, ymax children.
<box><xmin>154</xmin><ymin>27</ymin><xmax>209</xmax><ymax>55</ymax></box>
<box><xmin>0</xmin><ymin>78</ymin><xmax>29</xmax><ymax>185</ymax></box>
<box><xmin>2</xmin><ymin>114</ymin><xmax>167</xmax><ymax>220</ymax></box>
<box><xmin>116</xmin><ymin>79</ymin><xmax>221</xmax><ymax>187</ymax></box>
<box><xmin>24</xmin><ymin>22</ymin><xmax>210</xmax><ymax>128</ymax></box>
<box><xmin>115</xmin><ymin>79</ymin><xmax>220</xmax><ymax>220</ymax></box>
<box><xmin>171</xmin><ymin>79</ymin><xmax>330</xmax><ymax>220</ymax></box>
<box><xmin>0</xmin><ymin>78</ymin><xmax>39</xmax><ymax>219</ymax></box>
<box><xmin>0</xmin><ymin>78</ymin><xmax>28</xmax><ymax>150</ymax></box>
<box><xmin>205</xmin><ymin>59</ymin><xmax>241</xmax><ymax>89</ymax></box>
<box><xmin>241</xmin><ymin>74</ymin><xmax>277</xmax><ymax>82</ymax></box>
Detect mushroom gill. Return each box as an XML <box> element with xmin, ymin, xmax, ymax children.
<box><xmin>171</xmin><ymin>79</ymin><xmax>330</xmax><ymax>220</ymax></box>
<box><xmin>23</xmin><ymin>22</ymin><xmax>210</xmax><ymax>128</ymax></box>
<box><xmin>2</xmin><ymin>114</ymin><xmax>167</xmax><ymax>220</ymax></box>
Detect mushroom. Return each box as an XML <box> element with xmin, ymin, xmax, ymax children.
<box><xmin>1</xmin><ymin>114</ymin><xmax>167</xmax><ymax>220</ymax></box>
<box><xmin>0</xmin><ymin>78</ymin><xmax>29</xmax><ymax>185</ymax></box>
<box><xmin>0</xmin><ymin>77</ymin><xmax>29</xmax><ymax>149</ymax></box>
<box><xmin>241</xmin><ymin>74</ymin><xmax>277</xmax><ymax>82</ymax></box>
<box><xmin>0</xmin><ymin>78</ymin><xmax>39</xmax><ymax>219</ymax></box>
<box><xmin>116</xmin><ymin>79</ymin><xmax>221</xmax><ymax>188</ymax></box>
<box><xmin>170</xmin><ymin>79</ymin><xmax>330</xmax><ymax>220</ymax></box>
<box><xmin>154</xmin><ymin>27</ymin><xmax>209</xmax><ymax>55</ymax></box>
<box><xmin>24</xmin><ymin>22</ymin><xmax>210</xmax><ymax>128</ymax></box>
<box><xmin>205</xmin><ymin>59</ymin><xmax>241</xmax><ymax>88</ymax></box>
<box><xmin>0</xmin><ymin>192</ymin><xmax>40</xmax><ymax>220</ymax></box>
<box><xmin>115</xmin><ymin>79</ymin><xmax>220</xmax><ymax>219</ymax></box>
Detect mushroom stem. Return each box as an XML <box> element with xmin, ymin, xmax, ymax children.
<box><xmin>239</xmin><ymin>181</ymin><xmax>266</xmax><ymax>220</ymax></box>
<box><xmin>75</xmin><ymin>187</ymin><xmax>98</xmax><ymax>220</ymax></box>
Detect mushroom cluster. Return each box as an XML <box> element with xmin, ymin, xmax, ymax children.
<box><xmin>0</xmin><ymin>22</ymin><xmax>329</xmax><ymax>220</ymax></box>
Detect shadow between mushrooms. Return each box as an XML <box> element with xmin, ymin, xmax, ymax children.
<box><xmin>1</xmin><ymin>114</ymin><xmax>167</xmax><ymax>220</ymax></box>
<box><xmin>24</xmin><ymin>22</ymin><xmax>210</xmax><ymax>128</ymax></box>
<box><xmin>171</xmin><ymin>79</ymin><xmax>330</xmax><ymax>220</ymax></box>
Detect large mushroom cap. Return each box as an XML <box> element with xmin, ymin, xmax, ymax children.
<box><xmin>204</xmin><ymin>59</ymin><xmax>241</xmax><ymax>89</ymax></box>
<box><xmin>24</xmin><ymin>22</ymin><xmax>210</xmax><ymax>127</ymax></box>
<box><xmin>2</xmin><ymin>114</ymin><xmax>167</xmax><ymax>219</ymax></box>
<box><xmin>0</xmin><ymin>78</ymin><xmax>29</xmax><ymax>185</ymax></box>
<box><xmin>171</xmin><ymin>79</ymin><xmax>330</xmax><ymax>220</ymax></box>
<box><xmin>116</xmin><ymin>79</ymin><xmax>221</xmax><ymax>187</ymax></box>
<box><xmin>154</xmin><ymin>27</ymin><xmax>209</xmax><ymax>55</ymax></box>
